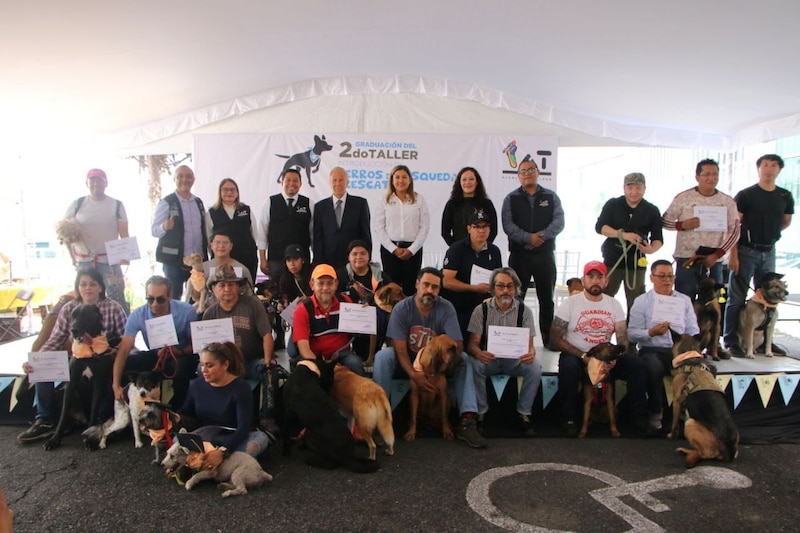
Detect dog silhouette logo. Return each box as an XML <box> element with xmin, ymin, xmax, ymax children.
<box><xmin>276</xmin><ymin>134</ymin><xmax>334</xmax><ymax>188</ymax></box>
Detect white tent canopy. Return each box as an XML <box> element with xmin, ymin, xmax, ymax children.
<box><xmin>2</xmin><ymin>0</ymin><xmax>799</xmax><ymax>154</ymax></box>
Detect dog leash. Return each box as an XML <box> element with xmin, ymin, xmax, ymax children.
<box><xmin>605</xmin><ymin>232</ymin><xmax>646</xmax><ymax>290</ymax></box>
<box><xmin>162</xmin><ymin>409</ymin><xmax>174</xmax><ymax>448</ymax></box>
<box><xmin>154</xmin><ymin>346</ymin><xmax>178</xmax><ymax>379</ymax></box>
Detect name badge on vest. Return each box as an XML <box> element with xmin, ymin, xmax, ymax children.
<box><xmin>295</xmin><ymin>206</ymin><xmax>309</xmax><ymax>214</ymax></box>
<box><xmin>538</xmin><ymin>199</ymin><xmax>550</xmax><ymax>208</ymax></box>
<box><xmin>169</xmin><ymin>208</ymin><xmax>181</xmax><ymax>218</ymax></box>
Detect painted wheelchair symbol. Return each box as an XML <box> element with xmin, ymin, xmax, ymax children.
<box><xmin>466</xmin><ymin>462</ymin><xmax>751</xmax><ymax>532</ymax></box>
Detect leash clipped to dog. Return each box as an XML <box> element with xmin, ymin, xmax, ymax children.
<box><xmin>154</xmin><ymin>345</ymin><xmax>178</xmax><ymax>379</ymax></box>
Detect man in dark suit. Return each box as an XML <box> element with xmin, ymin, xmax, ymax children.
<box><xmin>313</xmin><ymin>166</ymin><xmax>372</xmax><ymax>269</ymax></box>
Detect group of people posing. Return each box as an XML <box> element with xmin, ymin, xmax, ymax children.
<box><xmin>18</xmin><ymin>152</ymin><xmax>793</xmax><ymax>450</ymax></box>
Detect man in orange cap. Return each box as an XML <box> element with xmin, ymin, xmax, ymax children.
<box><xmin>291</xmin><ymin>263</ymin><xmax>365</xmax><ymax>375</ymax></box>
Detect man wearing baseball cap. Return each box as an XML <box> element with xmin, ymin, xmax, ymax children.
<box><xmin>441</xmin><ymin>209</ymin><xmax>503</xmax><ymax>339</ymax></box>
<box><xmin>550</xmin><ymin>261</ymin><xmax>648</xmax><ymax>437</ymax></box>
<box><xmin>64</xmin><ymin>168</ymin><xmax>130</xmax><ymax>312</ymax></box>
<box><xmin>595</xmin><ymin>172</ymin><xmax>663</xmax><ymax>313</ymax></box>
<box><xmin>291</xmin><ymin>263</ymin><xmax>365</xmax><ymax>375</ymax></box>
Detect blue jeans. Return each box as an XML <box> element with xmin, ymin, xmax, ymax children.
<box><xmin>373</xmin><ymin>347</ymin><xmax>478</xmax><ymax>414</ymax></box>
<box><xmin>723</xmin><ymin>245</ymin><xmax>775</xmax><ymax>347</ymax></box>
<box><xmin>162</xmin><ymin>263</ymin><xmax>191</xmax><ymax>300</ymax></box>
<box><xmin>77</xmin><ymin>261</ymin><xmax>129</xmax><ymax>314</ymax></box>
<box><xmin>194</xmin><ymin>426</ymin><xmax>270</xmax><ymax>457</ymax></box>
<box><xmin>674</xmin><ymin>258</ymin><xmax>724</xmax><ymax>300</ymax></box>
<box><xmin>472</xmin><ymin>357</ymin><xmax>542</xmax><ymax>416</ymax></box>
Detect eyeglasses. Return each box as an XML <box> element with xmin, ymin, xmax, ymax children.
<box><xmin>698</xmin><ymin>172</ymin><xmax>719</xmax><ymax>177</ymax></box>
<box><xmin>518</xmin><ymin>168</ymin><xmax>539</xmax><ymax>175</ymax></box>
<box><xmin>146</xmin><ymin>295</ymin><xmax>168</xmax><ymax>304</ymax></box>
<box><xmin>78</xmin><ymin>281</ymin><xmax>100</xmax><ymax>288</ymax></box>
<box><xmin>212</xmin><ymin>240</ymin><xmax>232</xmax><ymax>246</ymax></box>
<box><xmin>494</xmin><ymin>283</ymin><xmax>516</xmax><ymax>290</ymax></box>
<box><xmin>652</xmin><ymin>274</ymin><xmax>675</xmax><ymax>280</ymax></box>
<box><xmin>220</xmin><ymin>187</ymin><xmax>237</xmax><ymax>193</ymax></box>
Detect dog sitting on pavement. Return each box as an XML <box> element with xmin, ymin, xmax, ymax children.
<box><xmin>282</xmin><ymin>354</ymin><xmax>379</xmax><ymax>473</ymax></box>
<box><xmin>668</xmin><ymin>330</ymin><xmax>738</xmax><ymax>468</ymax></box>
<box><xmin>330</xmin><ymin>365</ymin><xmax>395</xmax><ymax>460</ymax></box>
<box><xmin>694</xmin><ymin>278</ymin><xmax>726</xmax><ymax>361</ymax></box>
<box><xmin>44</xmin><ymin>304</ymin><xmax>117</xmax><ymax>451</ymax></box>
<box><xmin>737</xmin><ymin>272</ymin><xmax>788</xmax><ymax>358</ymax></box>
<box><xmin>81</xmin><ymin>371</ymin><xmax>162</xmax><ymax>451</ymax></box>
<box><xmin>579</xmin><ymin>342</ymin><xmax>625</xmax><ymax>438</ymax></box>
<box><xmin>404</xmin><ymin>334</ymin><xmax>463</xmax><ymax>442</ymax></box>
<box><xmin>161</xmin><ymin>433</ymin><xmax>272</xmax><ymax>498</ymax></box>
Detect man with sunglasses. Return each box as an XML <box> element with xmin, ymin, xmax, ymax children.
<box><xmin>501</xmin><ymin>158</ymin><xmax>564</xmax><ymax>349</ymax></box>
<box><xmin>112</xmin><ymin>275</ymin><xmax>198</xmax><ymax>409</ymax></box>
<box><xmin>628</xmin><ymin>260</ymin><xmax>699</xmax><ymax>432</ymax></box>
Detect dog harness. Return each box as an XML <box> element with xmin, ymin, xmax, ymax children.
<box><xmin>749</xmin><ymin>290</ymin><xmax>777</xmax><ymax>332</ymax></box>
<box><xmin>671</xmin><ymin>351</ymin><xmax>722</xmax><ymax>401</ymax></box>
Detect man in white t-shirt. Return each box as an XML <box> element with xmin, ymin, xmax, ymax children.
<box><xmin>549</xmin><ymin>260</ymin><xmax>648</xmax><ymax>437</ymax></box>
<box><xmin>64</xmin><ymin>168</ymin><xmax>130</xmax><ymax>312</ymax></box>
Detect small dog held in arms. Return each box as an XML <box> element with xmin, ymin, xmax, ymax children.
<box><xmin>282</xmin><ymin>354</ymin><xmax>379</xmax><ymax>473</ymax></box>
<box><xmin>81</xmin><ymin>371</ymin><xmax>162</xmax><ymax>451</ymax></box>
<box><xmin>579</xmin><ymin>342</ymin><xmax>625</xmax><ymax>438</ymax></box>
<box><xmin>45</xmin><ymin>304</ymin><xmax>117</xmax><ymax>451</ymax></box>
<box><xmin>55</xmin><ymin>218</ymin><xmax>90</xmax><ymax>266</ymax></box>
<box><xmin>737</xmin><ymin>272</ymin><xmax>789</xmax><ymax>358</ymax></box>
<box><xmin>330</xmin><ymin>365</ymin><xmax>395</xmax><ymax>460</ymax></box>
<box><xmin>161</xmin><ymin>433</ymin><xmax>272</xmax><ymax>498</ymax></box>
<box><xmin>367</xmin><ymin>282</ymin><xmax>406</xmax><ymax>366</ymax></box>
<box><xmin>404</xmin><ymin>334</ymin><xmax>463</xmax><ymax>442</ymax></box>
<box><xmin>668</xmin><ymin>330</ymin><xmax>738</xmax><ymax>468</ymax></box>
<box><xmin>694</xmin><ymin>278</ymin><xmax>725</xmax><ymax>361</ymax></box>
<box><xmin>183</xmin><ymin>253</ymin><xmax>207</xmax><ymax>313</ymax></box>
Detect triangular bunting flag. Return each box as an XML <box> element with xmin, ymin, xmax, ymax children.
<box><xmin>716</xmin><ymin>374</ymin><xmax>732</xmax><ymax>392</ymax></box>
<box><xmin>10</xmin><ymin>376</ymin><xmax>31</xmax><ymax>412</ymax></box>
<box><xmin>390</xmin><ymin>379</ymin><xmax>409</xmax><ymax>411</ymax></box>
<box><xmin>778</xmin><ymin>375</ymin><xmax>800</xmax><ymax>406</ymax></box>
<box><xmin>0</xmin><ymin>377</ymin><xmax>14</xmax><ymax>395</ymax></box>
<box><xmin>541</xmin><ymin>376</ymin><xmax>558</xmax><ymax>409</ymax></box>
<box><xmin>731</xmin><ymin>375</ymin><xmax>754</xmax><ymax>409</ymax></box>
<box><xmin>490</xmin><ymin>374</ymin><xmax>510</xmax><ymax>400</ymax></box>
<box><xmin>614</xmin><ymin>381</ymin><xmax>627</xmax><ymax>406</ymax></box>
<box><xmin>663</xmin><ymin>377</ymin><xmax>673</xmax><ymax>406</ymax></box>
<box><xmin>755</xmin><ymin>375</ymin><xmax>777</xmax><ymax>408</ymax></box>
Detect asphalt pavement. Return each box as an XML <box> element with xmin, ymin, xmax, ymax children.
<box><xmin>1</xmin><ymin>424</ymin><xmax>799</xmax><ymax>533</ymax></box>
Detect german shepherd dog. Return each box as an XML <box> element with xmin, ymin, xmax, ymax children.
<box><xmin>275</xmin><ymin>134</ymin><xmax>333</xmax><ymax>188</ymax></box>
<box><xmin>404</xmin><ymin>334</ymin><xmax>464</xmax><ymax>442</ymax></box>
<box><xmin>668</xmin><ymin>330</ymin><xmax>738</xmax><ymax>468</ymax></box>
<box><xmin>738</xmin><ymin>273</ymin><xmax>789</xmax><ymax>358</ymax></box>
<box><xmin>282</xmin><ymin>354</ymin><xmax>379</xmax><ymax>473</ymax></box>
<box><xmin>331</xmin><ymin>365</ymin><xmax>395</xmax><ymax>460</ymax></box>
<box><xmin>81</xmin><ymin>371</ymin><xmax>162</xmax><ymax>451</ymax></box>
<box><xmin>45</xmin><ymin>304</ymin><xmax>116</xmax><ymax>451</ymax></box>
<box><xmin>579</xmin><ymin>342</ymin><xmax>625</xmax><ymax>438</ymax></box>
<box><xmin>694</xmin><ymin>278</ymin><xmax>725</xmax><ymax>361</ymax></box>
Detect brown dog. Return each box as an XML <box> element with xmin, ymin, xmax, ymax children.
<box><xmin>331</xmin><ymin>365</ymin><xmax>395</xmax><ymax>460</ymax></box>
<box><xmin>694</xmin><ymin>278</ymin><xmax>724</xmax><ymax>360</ymax></box>
<box><xmin>404</xmin><ymin>334</ymin><xmax>463</xmax><ymax>442</ymax></box>
<box><xmin>668</xmin><ymin>330</ymin><xmax>738</xmax><ymax>468</ymax></box>
<box><xmin>737</xmin><ymin>274</ymin><xmax>788</xmax><ymax>358</ymax></box>
<box><xmin>183</xmin><ymin>253</ymin><xmax>207</xmax><ymax>313</ymax></box>
<box><xmin>566</xmin><ymin>277</ymin><xmax>584</xmax><ymax>296</ymax></box>
<box><xmin>579</xmin><ymin>342</ymin><xmax>625</xmax><ymax>438</ymax></box>
<box><xmin>367</xmin><ymin>283</ymin><xmax>405</xmax><ymax>366</ymax></box>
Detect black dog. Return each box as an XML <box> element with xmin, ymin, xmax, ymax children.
<box><xmin>282</xmin><ymin>355</ymin><xmax>378</xmax><ymax>473</ymax></box>
<box><xmin>137</xmin><ymin>401</ymin><xmax>199</xmax><ymax>464</ymax></box>
<box><xmin>694</xmin><ymin>278</ymin><xmax>725</xmax><ymax>361</ymax></box>
<box><xmin>45</xmin><ymin>304</ymin><xmax>116</xmax><ymax>451</ymax></box>
<box><xmin>275</xmin><ymin>134</ymin><xmax>333</xmax><ymax>188</ymax></box>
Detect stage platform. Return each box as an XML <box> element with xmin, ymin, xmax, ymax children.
<box><xmin>3</xmin><ymin>332</ymin><xmax>800</xmax><ymax>444</ymax></box>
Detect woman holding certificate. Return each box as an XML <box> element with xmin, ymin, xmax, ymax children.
<box><xmin>373</xmin><ymin>165</ymin><xmax>430</xmax><ymax>296</ymax></box>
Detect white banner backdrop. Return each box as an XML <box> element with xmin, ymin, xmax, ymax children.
<box><xmin>193</xmin><ymin>133</ymin><xmax>558</xmax><ymax>267</ymax></box>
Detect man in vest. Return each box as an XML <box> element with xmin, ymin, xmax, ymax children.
<box><xmin>501</xmin><ymin>158</ymin><xmax>565</xmax><ymax>348</ymax></box>
<box><xmin>291</xmin><ymin>264</ymin><xmax>365</xmax><ymax>375</ymax></box>
<box><xmin>257</xmin><ymin>168</ymin><xmax>313</xmax><ymax>282</ymax></box>
<box><xmin>152</xmin><ymin>165</ymin><xmax>209</xmax><ymax>299</ymax></box>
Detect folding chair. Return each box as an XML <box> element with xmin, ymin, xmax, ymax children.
<box><xmin>0</xmin><ymin>289</ymin><xmax>34</xmax><ymax>342</ymax></box>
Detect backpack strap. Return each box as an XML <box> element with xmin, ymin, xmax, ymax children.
<box><xmin>73</xmin><ymin>196</ymin><xmax>86</xmax><ymax>216</ymax></box>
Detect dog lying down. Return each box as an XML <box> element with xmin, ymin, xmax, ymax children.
<box><xmin>161</xmin><ymin>433</ymin><xmax>272</xmax><ymax>498</ymax></box>
<box><xmin>138</xmin><ymin>401</ymin><xmax>199</xmax><ymax>464</ymax></box>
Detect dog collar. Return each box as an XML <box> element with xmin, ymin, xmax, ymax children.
<box><xmin>71</xmin><ymin>333</ymin><xmax>110</xmax><ymax>359</ymax></box>
<box><xmin>752</xmin><ymin>289</ymin><xmax>777</xmax><ymax>309</ymax></box>
<box><xmin>296</xmin><ymin>360</ymin><xmax>321</xmax><ymax>377</ymax></box>
<box><xmin>672</xmin><ymin>350</ymin><xmax>704</xmax><ymax>368</ymax></box>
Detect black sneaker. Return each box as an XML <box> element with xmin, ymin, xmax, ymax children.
<box><xmin>456</xmin><ymin>418</ymin><xmax>488</xmax><ymax>448</ymax></box>
<box><xmin>518</xmin><ymin>414</ymin><xmax>536</xmax><ymax>437</ymax></box>
<box><xmin>561</xmin><ymin>420</ymin><xmax>578</xmax><ymax>438</ymax></box>
<box><xmin>17</xmin><ymin>419</ymin><xmax>55</xmax><ymax>443</ymax></box>
<box><xmin>726</xmin><ymin>344</ymin><xmax>745</xmax><ymax>357</ymax></box>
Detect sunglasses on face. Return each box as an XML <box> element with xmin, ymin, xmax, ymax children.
<box><xmin>146</xmin><ymin>295</ymin><xmax>168</xmax><ymax>304</ymax></box>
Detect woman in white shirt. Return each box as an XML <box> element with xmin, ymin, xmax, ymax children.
<box><xmin>373</xmin><ymin>165</ymin><xmax>430</xmax><ymax>296</ymax></box>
